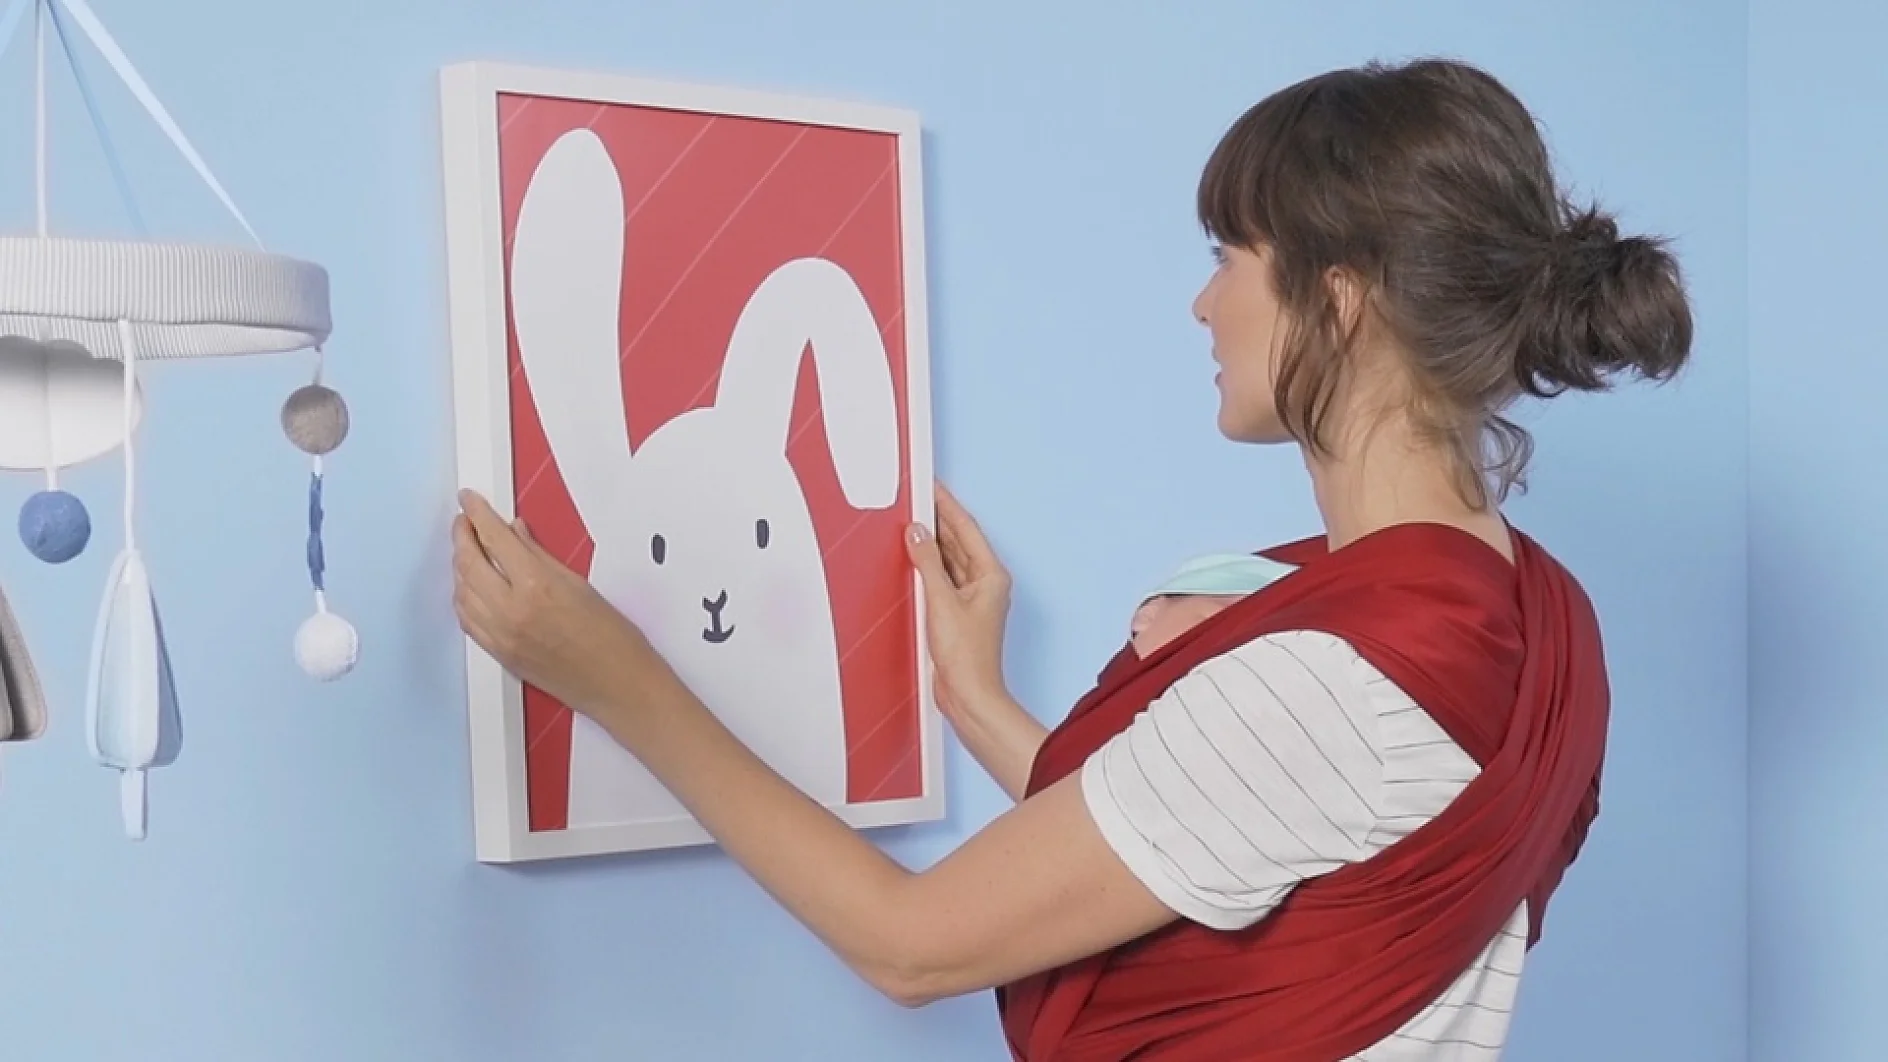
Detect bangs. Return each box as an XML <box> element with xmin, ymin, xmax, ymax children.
<box><xmin>1196</xmin><ymin>77</ymin><xmax>1327</xmax><ymax>249</ymax></box>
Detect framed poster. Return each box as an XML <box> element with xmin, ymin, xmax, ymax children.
<box><xmin>438</xmin><ymin>61</ymin><xmax>940</xmax><ymax>863</ymax></box>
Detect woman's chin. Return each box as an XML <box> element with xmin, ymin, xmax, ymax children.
<box><xmin>1217</xmin><ymin>408</ymin><xmax>1290</xmax><ymax>445</ymax></box>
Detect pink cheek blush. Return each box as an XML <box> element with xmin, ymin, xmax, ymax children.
<box><xmin>755</xmin><ymin>571</ymin><xmax>826</xmax><ymax>641</ymax></box>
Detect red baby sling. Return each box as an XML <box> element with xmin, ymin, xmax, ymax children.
<box><xmin>998</xmin><ymin>523</ymin><xmax>1608</xmax><ymax>1061</ymax></box>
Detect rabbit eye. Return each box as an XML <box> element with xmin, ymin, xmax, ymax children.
<box><xmin>755</xmin><ymin>519</ymin><xmax>770</xmax><ymax>549</ymax></box>
<box><xmin>651</xmin><ymin>534</ymin><xmax>667</xmax><ymax>564</ymax></box>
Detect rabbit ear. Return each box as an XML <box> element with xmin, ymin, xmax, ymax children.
<box><xmin>716</xmin><ymin>257</ymin><xmax>899</xmax><ymax>509</ymax></box>
<box><xmin>510</xmin><ymin>129</ymin><xmax>632</xmax><ymax>532</ymax></box>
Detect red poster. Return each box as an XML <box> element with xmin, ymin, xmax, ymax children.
<box><xmin>444</xmin><ymin>65</ymin><xmax>940</xmax><ymax>861</ymax></box>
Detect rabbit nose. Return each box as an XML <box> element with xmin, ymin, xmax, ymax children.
<box><xmin>700</xmin><ymin>590</ymin><xmax>735</xmax><ymax>645</ymax></box>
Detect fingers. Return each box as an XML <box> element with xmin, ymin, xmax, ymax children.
<box><xmin>452</xmin><ymin>534</ymin><xmax>502</xmax><ymax>639</ymax></box>
<box><xmin>929</xmin><ymin>505</ymin><xmax>965</xmax><ymax>580</ymax></box>
<box><xmin>453</xmin><ymin>578</ymin><xmax>499</xmax><ymax>649</ymax></box>
<box><xmin>936</xmin><ymin>480</ymin><xmax>964</xmax><ymax>511</ymax></box>
<box><xmin>935</xmin><ymin>482</ymin><xmax>998</xmax><ymax>570</ymax></box>
<box><xmin>905</xmin><ymin>522</ymin><xmax>958</xmax><ymax>594</ymax></box>
<box><xmin>458</xmin><ymin>490</ymin><xmax>535</xmax><ymax>583</ymax></box>
<box><xmin>934</xmin><ymin>483</ymin><xmax>1003</xmax><ymax>585</ymax></box>
<box><xmin>513</xmin><ymin>516</ymin><xmax>544</xmax><ymax>553</ymax></box>
<box><xmin>453</xmin><ymin>514</ymin><xmax>512</xmax><ymax>606</ymax></box>
<box><xmin>934</xmin><ymin>489</ymin><xmax>972</xmax><ymax>581</ymax></box>
<box><xmin>937</xmin><ymin>536</ymin><xmax>970</xmax><ymax>587</ymax></box>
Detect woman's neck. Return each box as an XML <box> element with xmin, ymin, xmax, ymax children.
<box><xmin>1302</xmin><ymin>416</ymin><xmax>1514</xmax><ymax>561</ymax></box>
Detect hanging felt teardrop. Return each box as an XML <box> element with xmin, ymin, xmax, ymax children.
<box><xmin>18</xmin><ymin>488</ymin><xmax>90</xmax><ymax>563</ymax></box>
<box><xmin>280</xmin><ymin>384</ymin><xmax>349</xmax><ymax>455</ymax></box>
<box><xmin>85</xmin><ymin>547</ymin><xmax>182</xmax><ymax>841</ymax></box>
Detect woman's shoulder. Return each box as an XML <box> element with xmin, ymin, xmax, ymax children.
<box><xmin>1176</xmin><ymin>628</ymin><xmax>1474</xmax><ymax>772</ymax></box>
<box><xmin>1187</xmin><ymin>627</ymin><xmax>1390</xmax><ymax>706</ymax></box>
<box><xmin>1083</xmin><ymin>626</ymin><xmax>1481</xmax><ymax>930</ymax></box>
<box><xmin>1166</xmin><ymin>628</ymin><xmax>1396</xmax><ymax>766</ymax></box>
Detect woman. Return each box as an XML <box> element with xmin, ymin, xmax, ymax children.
<box><xmin>451</xmin><ymin>58</ymin><xmax>1691</xmax><ymax>1060</ymax></box>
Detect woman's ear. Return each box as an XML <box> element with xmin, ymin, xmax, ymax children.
<box><xmin>1324</xmin><ymin>264</ymin><xmax>1372</xmax><ymax>345</ymax></box>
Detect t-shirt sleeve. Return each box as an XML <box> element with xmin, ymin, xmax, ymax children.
<box><xmin>1080</xmin><ymin>629</ymin><xmax>1384</xmax><ymax>931</ymax></box>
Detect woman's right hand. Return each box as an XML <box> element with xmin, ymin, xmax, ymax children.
<box><xmin>906</xmin><ymin>483</ymin><xmax>1048</xmax><ymax>800</ymax></box>
<box><xmin>905</xmin><ymin>483</ymin><xmax>1014</xmax><ymax>721</ymax></box>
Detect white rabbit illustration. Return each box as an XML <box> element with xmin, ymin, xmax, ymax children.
<box><xmin>509</xmin><ymin>128</ymin><xmax>902</xmax><ymax>833</ymax></box>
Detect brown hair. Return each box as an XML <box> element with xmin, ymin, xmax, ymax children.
<box><xmin>1198</xmin><ymin>58</ymin><xmax>1692</xmax><ymax>503</ymax></box>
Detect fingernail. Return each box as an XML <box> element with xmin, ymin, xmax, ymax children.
<box><xmin>906</xmin><ymin>523</ymin><xmax>926</xmax><ymax>545</ymax></box>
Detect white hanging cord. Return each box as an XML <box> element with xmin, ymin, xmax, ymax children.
<box><xmin>52</xmin><ymin>0</ymin><xmax>262</xmax><ymax>248</ymax></box>
<box><xmin>33</xmin><ymin>0</ymin><xmax>46</xmax><ymax>238</ymax></box>
<box><xmin>116</xmin><ymin>318</ymin><xmax>135</xmax><ymax>550</ymax></box>
<box><xmin>309</xmin><ymin>344</ymin><xmax>325</xmax><ymax>478</ymax></box>
<box><xmin>40</xmin><ymin>346</ymin><xmax>56</xmax><ymax>491</ymax></box>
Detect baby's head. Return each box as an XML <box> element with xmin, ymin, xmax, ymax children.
<box><xmin>1131</xmin><ymin>593</ymin><xmax>1246</xmax><ymax>657</ymax></box>
<box><xmin>1129</xmin><ymin>552</ymin><xmax>1296</xmax><ymax>658</ymax></box>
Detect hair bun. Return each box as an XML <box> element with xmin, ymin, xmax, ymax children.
<box><xmin>1516</xmin><ymin>204</ymin><xmax>1693</xmax><ymax>397</ymax></box>
<box><xmin>1561</xmin><ymin>209</ymin><xmax>1619</xmax><ymax>253</ymax></box>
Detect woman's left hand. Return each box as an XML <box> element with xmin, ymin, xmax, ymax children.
<box><xmin>451</xmin><ymin>489</ymin><xmax>655</xmax><ymax>719</ymax></box>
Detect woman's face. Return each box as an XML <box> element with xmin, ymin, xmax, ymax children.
<box><xmin>1192</xmin><ymin>243</ymin><xmax>1294</xmax><ymax>444</ymax></box>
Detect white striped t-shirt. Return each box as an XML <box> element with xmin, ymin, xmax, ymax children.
<box><xmin>1082</xmin><ymin>629</ymin><xmax>1526</xmax><ymax>1061</ymax></box>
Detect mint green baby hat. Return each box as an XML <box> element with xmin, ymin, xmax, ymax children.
<box><xmin>1145</xmin><ymin>552</ymin><xmax>1296</xmax><ymax>601</ymax></box>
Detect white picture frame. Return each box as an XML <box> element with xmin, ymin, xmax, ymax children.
<box><xmin>438</xmin><ymin>60</ymin><xmax>940</xmax><ymax>863</ymax></box>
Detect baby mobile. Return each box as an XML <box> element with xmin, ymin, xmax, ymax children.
<box><xmin>0</xmin><ymin>0</ymin><xmax>352</xmax><ymax>838</ymax></box>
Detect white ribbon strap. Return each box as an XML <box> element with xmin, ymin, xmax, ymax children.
<box><xmin>0</xmin><ymin>0</ymin><xmax>30</xmax><ymax>63</ymax></box>
<box><xmin>52</xmin><ymin>0</ymin><xmax>262</xmax><ymax>248</ymax></box>
<box><xmin>35</xmin><ymin>0</ymin><xmax>46</xmax><ymax>237</ymax></box>
<box><xmin>116</xmin><ymin>317</ymin><xmax>135</xmax><ymax>549</ymax></box>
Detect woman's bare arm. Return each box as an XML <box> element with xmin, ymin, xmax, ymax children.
<box><xmin>939</xmin><ymin>689</ymin><xmax>1048</xmax><ymax>801</ymax></box>
<box><xmin>595</xmin><ymin>660</ymin><xmax>1171</xmax><ymax>1006</ymax></box>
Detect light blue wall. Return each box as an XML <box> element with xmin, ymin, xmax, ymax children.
<box><xmin>1748</xmin><ymin>2</ymin><xmax>1885</xmax><ymax>1060</ymax></box>
<box><xmin>0</xmin><ymin>2</ymin><xmax>1746</xmax><ymax>1059</ymax></box>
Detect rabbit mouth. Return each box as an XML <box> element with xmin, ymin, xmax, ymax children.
<box><xmin>701</xmin><ymin>589</ymin><xmax>735</xmax><ymax>644</ymax></box>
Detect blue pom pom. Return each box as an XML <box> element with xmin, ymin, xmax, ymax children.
<box><xmin>19</xmin><ymin>489</ymin><xmax>91</xmax><ymax>563</ymax></box>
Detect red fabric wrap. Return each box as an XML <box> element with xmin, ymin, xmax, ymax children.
<box><xmin>998</xmin><ymin>523</ymin><xmax>1607</xmax><ymax>1061</ymax></box>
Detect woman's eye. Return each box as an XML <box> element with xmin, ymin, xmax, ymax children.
<box><xmin>651</xmin><ymin>534</ymin><xmax>667</xmax><ymax>564</ymax></box>
<box><xmin>755</xmin><ymin>519</ymin><xmax>770</xmax><ymax>549</ymax></box>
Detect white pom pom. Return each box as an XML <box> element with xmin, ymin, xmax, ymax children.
<box><xmin>295</xmin><ymin>610</ymin><xmax>359</xmax><ymax>681</ymax></box>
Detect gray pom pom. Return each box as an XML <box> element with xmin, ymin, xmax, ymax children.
<box><xmin>281</xmin><ymin>384</ymin><xmax>350</xmax><ymax>455</ymax></box>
